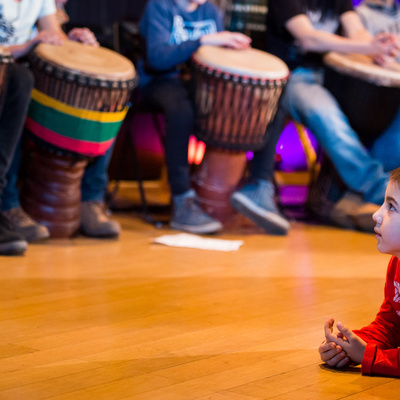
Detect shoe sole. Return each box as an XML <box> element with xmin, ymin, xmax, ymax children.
<box><xmin>80</xmin><ymin>229</ymin><xmax>120</xmax><ymax>239</ymax></box>
<box><xmin>24</xmin><ymin>229</ymin><xmax>50</xmax><ymax>243</ymax></box>
<box><xmin>230</xmin><ymin>193</ymin><xmax>290</xmax><ymax>235</ymax></box>
<box><xmin>170</xmin><ymin>220</ymin><xmax>223</xmax><ymax>234</ymax></box>
<box><xmin>0</xmin><ymin>240</ymin><xmax>28</xmax><ymax>256</ymax></box>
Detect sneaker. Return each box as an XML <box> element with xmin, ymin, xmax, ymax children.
<box><xmin>230</xmin><ymin>179</ymin><xmax>290</xmax><ymax>235</ymax></box>
<box><xmin>81</xmin><ymin>201</ymin><xmax>121</xmax><ymax>238</ymax></box>
<box><xmin>330</xmin><ymin>191</ymin><xmax>378</xmax><ymax>233</ymax></box>
<box><xmin>0</xmin><ymin>214</ymin><xmax>27</xmax><ymax>255</ymax></box>
<box><xmin>0</xmin><ymin>207</ymin><xmax>50</xmax><ymax>243</ymax></box>
<box><xmin>170</xmin><ymin>189</ymin><xmax>223</xmax><ymax>234</ymax></box>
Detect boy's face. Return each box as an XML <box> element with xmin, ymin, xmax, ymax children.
<box><xmin>373</xmin><ymin>181</ymin><xmax>400</xmax><ymax>257</ymax></box>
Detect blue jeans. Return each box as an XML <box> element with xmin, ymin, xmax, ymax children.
<box><xmin>370</xmin><ymin>106</ymin><xmax>400</xmax><ymax>172</ymax></box>
<box><xmin>1</xmin><ymin>128</ymin><xmax>115</xmax><ymax>211</ymax></box>
<box><xmin>282</xmin><ymin>67</ymin><xmax>389</xmax><ymax>205</ymax></box>
<box><xmin>0</xmin><ymin>64</ymin><xmax>34</xmax><ymax>210</ymax></box>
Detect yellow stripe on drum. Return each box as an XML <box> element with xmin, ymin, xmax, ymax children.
<box><xmin>31</xmin><ymin>88</ymin><xmax>129</xmax><ymax>123</ymax></box>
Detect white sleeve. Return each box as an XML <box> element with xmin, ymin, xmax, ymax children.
<box><xmin>38</xmin><ymin>0</ymin><xmax>57</xmax><ymax>19</ymax></box>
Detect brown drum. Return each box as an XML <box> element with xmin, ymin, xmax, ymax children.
<box><xmin>191</xmin><ymin>45</ymin><xmax>289</xmax><ymax>222</ymax></box>
<box><xmin>324</xmin><ymin>52</ymin><xmax>400</xmax><ymax>146</ymax></box>
<box><xmin>21</xmin><ymin>41</ymin><xmax>136</xmax><ymax>238</ymax></box>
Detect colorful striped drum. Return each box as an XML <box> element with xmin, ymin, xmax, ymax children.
<box><xmin>21</xmin><ymin>41</ymin><xmax>136</xmax><ymax>238</ymax></box>
<box><xmin>27</xmin><ymin>41</ymin><xmax>136</xmax><ymax>157</ymax></box>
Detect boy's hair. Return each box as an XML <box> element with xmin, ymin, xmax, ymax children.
<box><xmin>390</xmin><ymin>167</ymin><xmax>400</xmax><ymax>186</ymax></box>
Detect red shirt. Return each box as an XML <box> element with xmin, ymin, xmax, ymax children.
<box><xmin>354</xmin><ymin>256</ymin><xmax>400</xmax><ymax>377</ymax></box>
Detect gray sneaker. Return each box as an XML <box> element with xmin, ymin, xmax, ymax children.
<box><xmin>170</xmin><ymin>189</ymin><xmax>223</xmax><ymax>234</ymax></box>
<box><xmin>230</xmin><ymin>180</ymin><xmax>290</xmax><ymax>235</ymax></box>
<box><xmin>81</xmin><ymin>201</ymin><xmax>121</xmax><ymax>238</ymax></box>
<box><xmin>0</xmin><ymin>207</ymin><xmax>50</xmax><ymax>243</ymax></box>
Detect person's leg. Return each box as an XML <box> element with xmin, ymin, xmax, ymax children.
<box><xmin>0</xmin><ymin>64</ymin><xmax>34</xmax><ymax>254</ymax></box>
<box><xmin>230</xmin><ymin>100</ymin><xmax>290</xmax><ymax>235</ymax></box>
<box><xmin>370</xmin><ymin>106</ymin><xmax>400</xmax><ymax>172</ymax></box>
<box><xmin>285</xmin><ymin>67</ymin><xmax>388</xmax><ymax>206</ymax></box>
<box><xmin>141</xmin><ymin>78</ymin><xmax>222</xmax><ymax>233</ymax></box>
<box><xmin>80</xmin><ymin>143</ymin><xmax>121</xmax><ymax>238</ymax></box>
<box><xmin>142</xmin><ymin>78</ymin><xmax>194</xmax><ymax>195</ymax></box>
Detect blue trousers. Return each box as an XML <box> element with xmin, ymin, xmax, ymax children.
<box><xmin>281</xmin><ymin>67</ymin><xmax>392</xmax><ymax>205</ymax></box>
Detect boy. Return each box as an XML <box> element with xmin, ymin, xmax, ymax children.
<box><xmin>139</xmin><ymin>0</ymin><xmax>251</xmax><ymax>234</ymax></box>
<box><xmin>319</xmin><ymin>166</ymin><xmax>400</xmax><ymax>377</ymax></box>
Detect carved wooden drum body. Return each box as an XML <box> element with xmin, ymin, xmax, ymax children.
<box><xmin>324</xmin><ymin>52</ymin><xmax>400</xmax><ymax>147</ymax></box>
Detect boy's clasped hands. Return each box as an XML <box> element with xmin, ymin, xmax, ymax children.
<box><xmin>319</xmin><ymin>318</ymin><xmax>367</xmax><ymax>368</ymax></box>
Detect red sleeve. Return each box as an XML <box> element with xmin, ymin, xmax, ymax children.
<box><xmin>361</xmin><ymin>343</ymin><xmax>400</xmax><ymax>377</ymax></box>
<box><xmin>353</xmin><ymin>257</ymin><xmax>400</xmax><ymax>377</ymax></box>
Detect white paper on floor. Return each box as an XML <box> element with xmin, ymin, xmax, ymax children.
<box><xmin>152</xmin><ymin>233</ymin><xmax>244</xmax><ymax>251</ymax></box>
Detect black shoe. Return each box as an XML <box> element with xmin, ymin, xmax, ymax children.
<box><xmin>0</xmin><ymin>214</ymin><xmax>28</xmax><ymax>255</ymax></box>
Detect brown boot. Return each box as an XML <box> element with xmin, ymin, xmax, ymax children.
<box><xmin>80</xmin><ymin>201</ymin><xmax>120</xmax><ymax>238</ymax></box>
<box><xmin>0</xmin><ymin>207</ymin><xmax>49</xmax><ymax>243</ymax></box>
<box><xmin>329</xmin><ymin>192</ymin><xmax>378</xmax><ymax>233</ymax></box>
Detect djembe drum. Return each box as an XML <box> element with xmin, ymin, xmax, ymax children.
<box><xmin>324</xmin><ymin>52</ymin><xmax>400</xmax><ymax>147</ymax></box>
<box><xmin>21</xmin><ymin>41</ymin><xmax>136</xmax><ymax>238</ymax></box>
<box><xmin>191</xmin><ymin>45</ymin><xmax>289</xmax><ymax>222</ymax></box>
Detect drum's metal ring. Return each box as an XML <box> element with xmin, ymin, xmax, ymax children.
<box><xmin>191</xmin><ymin>59</ymin><xmax>288</xmax><ymax>87</ymax></box>
<box><xmin>29</xmin><ymin>52</ymin><xmax>137</xmax><ymax>89</ymax></box>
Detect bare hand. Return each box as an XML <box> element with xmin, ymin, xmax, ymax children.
<box><xmin>319</xmin><ymin>318</ymin><xmax>351</xmax><ymax>368</ymax></box>
<box><xmin>31</xmin><ymin>30</ymin><xmax>65</xmax><ymax>46</ymax></box>
<box><xmin>324</xmin><ymin>319</ymin><xmax>366</xmax><ymax>365</ymax></box>
<box><xmin>200</xmin><ymin>31</ymin><xmax>251</xmax><ymax>49</ymax></box>
<box><xmin>371</xmin><ymin>33</ymin><xmax>399</xmax><ymax>59</ymax></box>
<box><xmin>68</xmin><ymin>28</ymin><xmax>99</xmax><ymax>47</ymax></box>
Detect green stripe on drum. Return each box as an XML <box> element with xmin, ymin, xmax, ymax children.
<box><xmin>28</xmin><ymin>99</ymin><xmax>127</xmax><ymax>143</ymax></box>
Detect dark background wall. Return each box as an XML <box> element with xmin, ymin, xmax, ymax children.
<box><xmin>65</xmin><ymin>0</ymin><xmax>148</xmax><ymax>26</ymax></box>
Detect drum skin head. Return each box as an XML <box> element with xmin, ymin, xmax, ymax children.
<box><xmin>193</xmin><ymin>45</ymin><xmax>289</xmax><ymax>80</ymax></box>
<box><xmin>324</xmin><ymin>52</ymin><xmax>400</xmax><ymax>88</ymax></box>
<box><xmin>34</xmin><ymin>41</ymin><xmax>135</xmax><ymax>81</ymax></box>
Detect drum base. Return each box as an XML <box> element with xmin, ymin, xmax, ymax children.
<box><xmin>21</xmin><ymin>144</ymin><xmax>88</xmax><ymax>238</ymax></box>
<box><xmin>191</xmin><ymin>148</ymin><xmax>247</xmax><ymax>223</ymax></box>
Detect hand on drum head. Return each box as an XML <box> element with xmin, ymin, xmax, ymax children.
<box><xmin>68</xmin><ymin>28</ymin><xmax>99</xmax><ymax>47</ymax></box>
<box><xmin>371</xmin><ymin>33</ymin><xmax>400</xmax><ymax>65</ymax></box>
<box><xmin>33</xmin><ymin>30</ymin><xmax>65</xmax><ymax>47</ymax></box>
<box><xmin>200</xmin><ymin>31</ymin><xmax>251</xmax><ymax>50</ymax></box>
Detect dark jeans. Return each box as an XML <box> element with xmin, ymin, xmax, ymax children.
<box><xmin>250</xmin><ymin>96</ymin><xmax>287</xmax><ymax>183</ymax></box>
<box><xmin>0</xmin><ymin>64</ymin><xmax>34</xmax><ymax>209</ymax></box>
<box><xmin>140</xmin><ymin>78</ymin><xmax>195</xmax><ymax>196</ymax></box>
<box><xmin>141</xmin><ymin>77</ymin><xmax>285</xmax><ymax>193</ymax></box>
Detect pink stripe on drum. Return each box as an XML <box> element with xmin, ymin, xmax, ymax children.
<box><xmin>26</xmin><ymin>117</ymin><xmax>115</xmax><ymax>157</ymax></box>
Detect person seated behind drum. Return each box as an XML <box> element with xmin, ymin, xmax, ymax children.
<box><xmin>319</xmin><ymin>166</ymin><xmax>400</xmax><ymax>377</ymax></box>
<box><xmin>0</xmin><ymin>0</ymin><xmax>122</xmax><ymax>246</ymax></box>
<box><xmin>356</xmin><ymin>0</ymin><xmax>400</xmax><ymax>173</ymax></box>
<box><xmin>235</xmin><ymin>0</ymin><xmax>399</xmax><ymax>235</ymax></box>
<box><xmin>139</xmin><ymin>0</ymin><xmax>251</xmax><ymax>234</ymax></box>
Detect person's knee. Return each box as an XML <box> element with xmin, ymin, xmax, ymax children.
<box><xmin>9</xmin><ymin>64</ymin><xmax>34</xmax><ymax>94</ymax></box>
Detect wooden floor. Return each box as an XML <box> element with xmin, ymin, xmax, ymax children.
<box><xmin>1</xmin><ymin>190</ymin><xmax>399</xmax><ymax>399</ymax></box>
